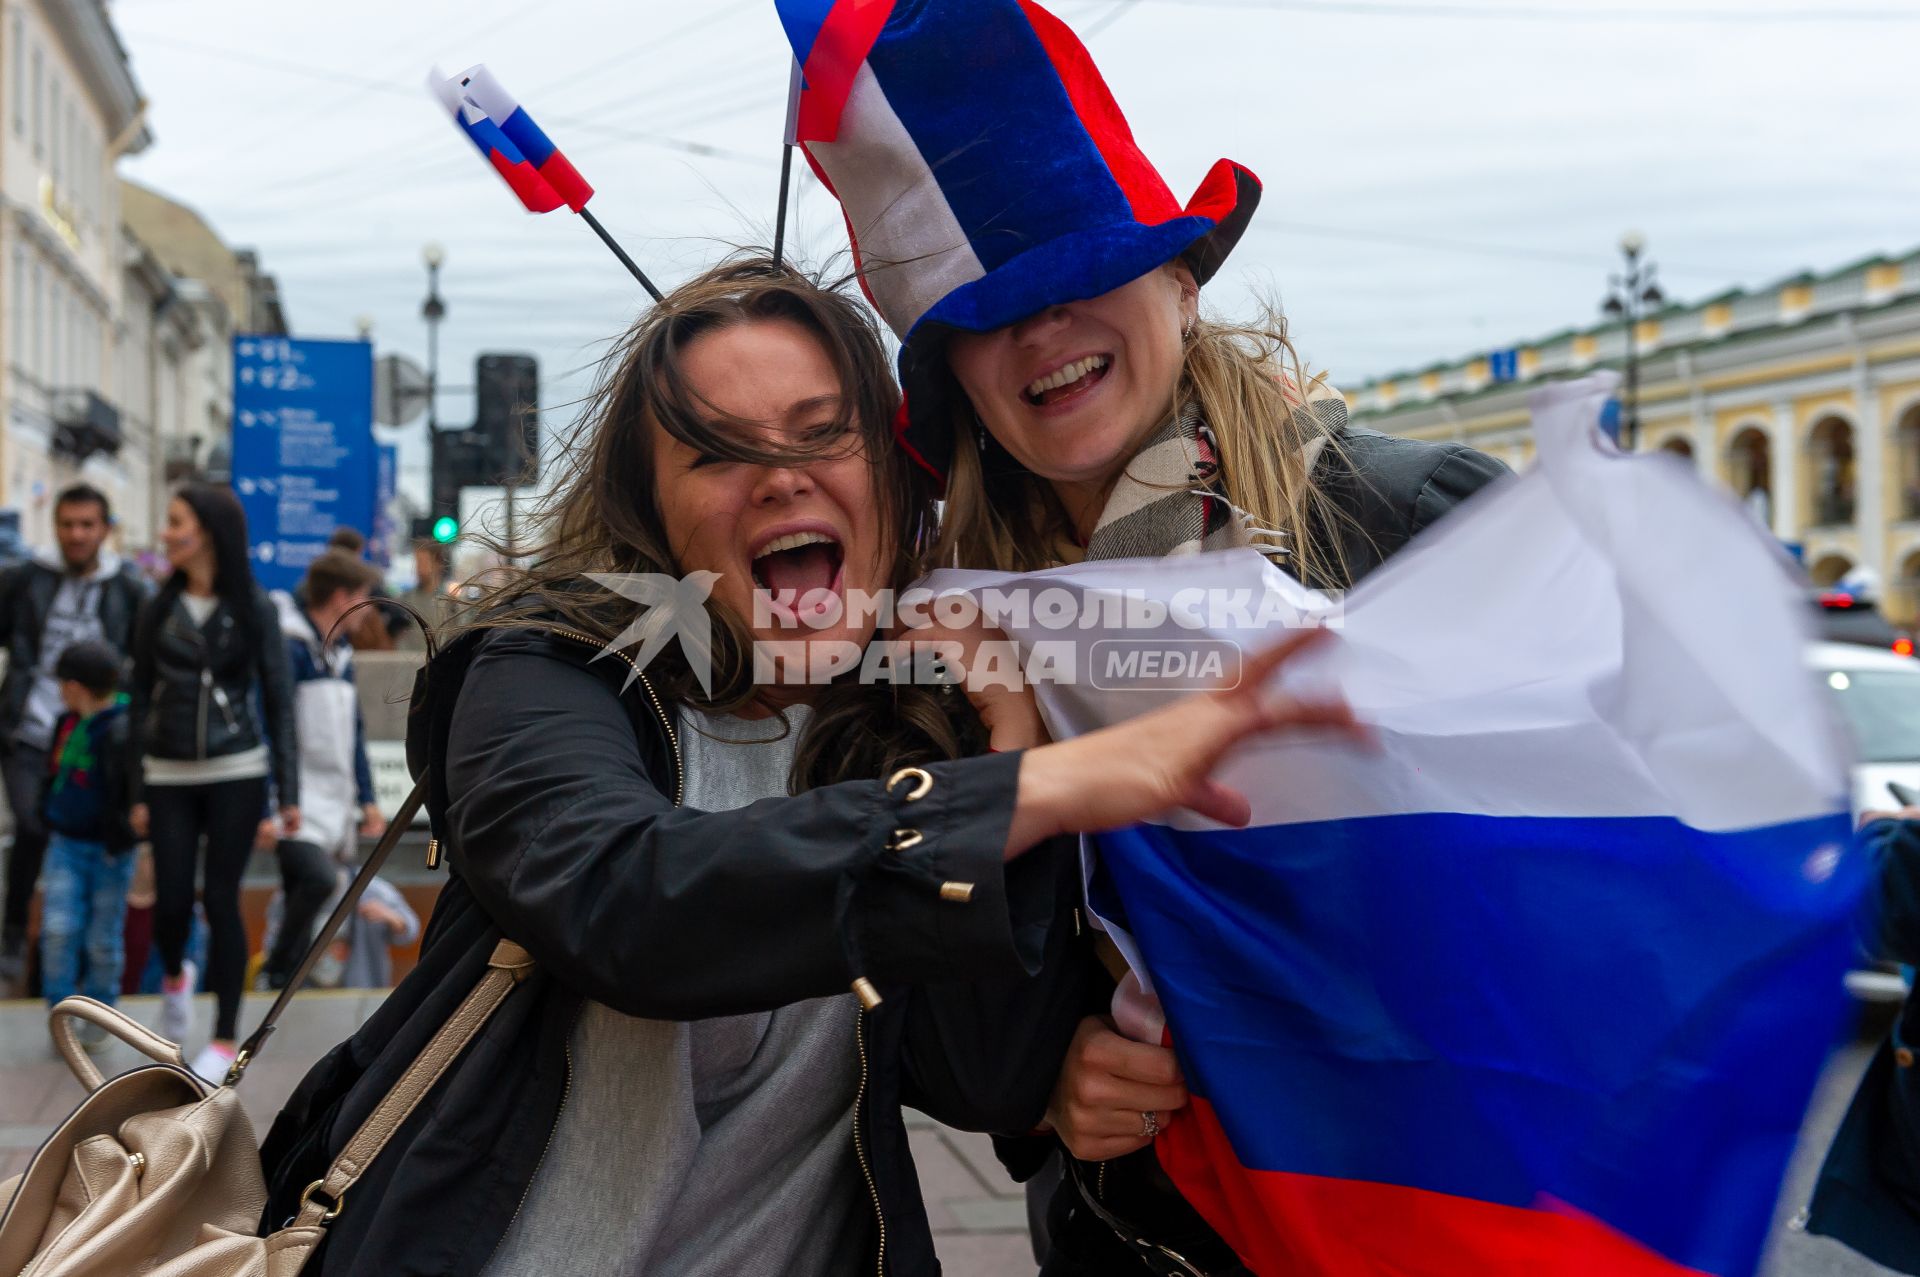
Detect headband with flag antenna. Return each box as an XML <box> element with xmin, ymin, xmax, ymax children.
<box><xmin>772</xmin><ymin>59</ymin><xmax>804</xmax><ymax>267</ymax></box>
<box><xmin>429</xmin><ymin>63</ymin><xmax>664</xmax><ymax>303</ymax></box>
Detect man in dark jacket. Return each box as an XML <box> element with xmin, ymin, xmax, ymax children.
<box><xmin>1806</xmin><ymin>812</ymin><xmax>1920</xmax><ymax>1272</ymax></box>
<box><xmin>0</xmin><ymin>484</ymin><xmax>148</xmax><ymax>988</ymax></box>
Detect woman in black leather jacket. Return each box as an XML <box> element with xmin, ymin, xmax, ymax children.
<box><xmin>258</xmin><ymin>258</ymin><xmax>1360</xmax><ymax>1276</ymax></box>
<box><xmin>127</xmin><ymin>482</ymin><xmax>298</xmax><ymax>1082</ymax></box>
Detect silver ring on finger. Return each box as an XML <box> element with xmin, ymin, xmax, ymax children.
<box><xmin>1141</xmin><ymin>1110</ymin><xmax>1160</xmax><ymax>1139</ymax></box>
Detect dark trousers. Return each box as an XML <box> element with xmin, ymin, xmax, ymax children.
<box><xmin>264</xmin><ymin>839</ymin><xmax>337</xmax><ymax>988</ymax></box>
<box><xmin>149</xmin><ymin>776</ymin><xmax>267</xmax><ymax>1041</ymax></box>
<box><xmin>2</xmin><ymin>742</ymin><xmax>50</xmax><ymax>941</ymax></box>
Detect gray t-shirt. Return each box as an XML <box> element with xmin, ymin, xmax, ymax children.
<box><xmin>482</xmin><ymin>704</ymin><xmax>872</xmax><ymax>1277</ymax></box>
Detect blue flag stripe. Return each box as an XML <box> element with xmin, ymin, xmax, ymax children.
<box><xmin>862</xmin><ymin>2</ymin><xmax>1131</xmax><ymax>272</ymax></box>
<box><xmin>1099</xmin><ymin>810</ymin><xmax>1862</xmax><ymax>1275</ymax></box>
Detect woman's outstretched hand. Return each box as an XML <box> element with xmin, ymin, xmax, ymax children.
<box><xmin>1004</xmin><ymin>627</ymin><xmax>1365</xmax><ymax>858</ymax></box>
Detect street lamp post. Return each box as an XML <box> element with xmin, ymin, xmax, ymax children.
<box><xmin>1600</xmin><ymin>230</ymin><xmax>1664</xmax><ymax>451</ymax></box>
<box><xmin>422</xmin><ymin>243</ymin><xmax>448</xmax><ymax>522</ymax></box>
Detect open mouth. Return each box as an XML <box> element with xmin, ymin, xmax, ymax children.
<box><xmin>751</xmin><ymin>529</ymin><xmax>846</xmax><ymax>623</ymax></box>
<box><xmin>1024</xmin><ymin>355</ymin><xmax>1112</xmax><ymax>408</ymax></box>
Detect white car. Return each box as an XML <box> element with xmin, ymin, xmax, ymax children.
<box><xmin>1808</xmin><ymin>640</ymin><xmax>1920</xmax><ymax>816</ymax></box>
<box><xmin>1806</xmin><ymin>640</ymin><xmax>1920</xmax><ymax>1002</ymax></box>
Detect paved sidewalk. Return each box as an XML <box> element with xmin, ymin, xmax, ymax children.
<box><xmin>12</xmin><ymin>989</ymin><xmax>1891</xmax><ymax>1277</ymax></box>
<box><xmin>0</xmin><ymin>992</ymin><xmax>1037</xmax><ymax>1275</ymax></box>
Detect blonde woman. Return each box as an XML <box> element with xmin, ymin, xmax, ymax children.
<box><xmin>780</xmin><ymin>0</ymin><xmax>1508</xmax><ymax>1269</ymax></box>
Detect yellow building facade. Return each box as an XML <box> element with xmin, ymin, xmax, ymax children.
<box><xmin>1348</xmin><ymin>249</ymin><xmax>1920</xmax><ymax>620</ymax></box>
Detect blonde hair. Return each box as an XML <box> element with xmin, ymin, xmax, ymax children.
<box><xmin>932</xmin><ymin>305</ymin><xmax>1355</xmax><ymax>589</ymax></box>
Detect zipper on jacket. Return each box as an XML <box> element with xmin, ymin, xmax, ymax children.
<box><xmin>546</xmin><ymin>627</ymin><xmax>683</xmax><ymax>807</ymax></box>
<box><xmin>854</xmin><ymin>1005</ymin><xmax>886</xmax><ymax>1277</ymax></box>
<box><xmin>482</xmin><ymin>1000</ymin><xmax>580</xmax><ymax>1270</ymax></box>
<box><xmin>210</xmin><ymin>683</ymin><xmax>240</xmax><ymax>734</ymax></box>
<box><xmin>196</xmin><ymin>669</ymin><xmax>212</xmax><ymax>760</ymax></box>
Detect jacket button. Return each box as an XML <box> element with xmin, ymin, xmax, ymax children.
<box><xmin>1897</xmin><ymin>1046</ymin><xmax>1915</xmax><ymax>1069</ymax></box>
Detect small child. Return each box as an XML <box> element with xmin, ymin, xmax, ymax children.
<box><xmin>37</xmin><ymin>640</ymin><xmax>136</xmax><ymax>1037</ymax></box>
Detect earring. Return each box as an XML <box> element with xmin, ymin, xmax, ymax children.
<box><xmin>1182</xmin><ymin>313</ymin><xmax>1197</xmax><ymax>342</ymax></box>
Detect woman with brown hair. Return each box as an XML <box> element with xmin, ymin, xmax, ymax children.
<box><xmin>128</xmin><ymin>482</ymin><xmax>299</xmax><ymax>1084</ymax></box>
<box><xmin>258</xmin><ymin>256</ymin><xmax>1358</xmax><ymax>1276</ymax></box>
<box><xmin>779</xmin><ymin>1</ymin><xmax>1510</xmax><ymax>1269</ymax></box>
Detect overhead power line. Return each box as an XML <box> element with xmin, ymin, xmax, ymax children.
<box><xmin>116</xmin><ymin>30</ymin><xmax>774</xmax><ymax>169</ymax></box>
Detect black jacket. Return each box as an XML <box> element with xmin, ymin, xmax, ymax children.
<box><xmin>259</xmin><ymin>624</ymin><xmax>1094</xmax><ymax>1276</ymax></box>
<box><xmin>1017</xmin><ymin>427</ymin><xmax>1513</xmax><ymax>1275</ymax></box>
<box><xmin>0</xmin><ymin>556</ymin><xmax>148</xmax><ymax>745</ymax></box>
<box><xmin>127</xmin><ymin>583</ymin><xmax>298</xmax><ymax>805</ymax></box>
<box><xmin>1807</xmin><ymin>819</ymin><xmax>1920</xmax><ymax>1273</ymax></box>
<box><xmin>38</xmin><ymin>703</ymin><xmax>137</xmax><ymax>853</ymax></box>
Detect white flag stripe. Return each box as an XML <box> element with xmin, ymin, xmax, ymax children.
<box><xmin>925</xmin><ymin>374</ymin><xmax>1849</xmax><ymax>834</ymax></box>
<box><xmin>809</xmin><ymin>63</ymin><xmax>985</xmax><ymax>337</ymax></box>
<box><xmin>447</xmin><ymin>63</ymin><xmax>520</xmax><ymax>126</ymax></box>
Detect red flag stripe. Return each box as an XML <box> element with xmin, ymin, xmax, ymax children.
<box><xmin>1157</xmin><ymin>1097</ymin><xmax>1711</xmax><ymax>1277</ymax></box>
<box><xmin>795</xmin><ymin>0</ymin><xmax>897</xmax><ymax>144</ymax></box>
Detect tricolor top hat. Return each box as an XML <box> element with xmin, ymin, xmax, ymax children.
<box><xmin>776</xmin><ymin>0</ymin><xmax>1261</xmax><ymax>480</ymax></box>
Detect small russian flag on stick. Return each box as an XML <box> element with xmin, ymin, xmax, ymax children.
<box><xmin>429</xmin><ymin>64</ymin><xmax>664</xmax><ymax>302</ymax></box>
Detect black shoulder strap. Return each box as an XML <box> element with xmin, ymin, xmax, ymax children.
<box><xmin>229</xmin><ymin>775</ymin><xmax>427</xmax><ymax>1085</ymax></box>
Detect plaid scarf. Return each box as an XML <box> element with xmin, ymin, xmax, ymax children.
<box><xmin>1080</xmin><ymin>385</ymin><xmax>1349</xmax><ymax>563</ymax></box>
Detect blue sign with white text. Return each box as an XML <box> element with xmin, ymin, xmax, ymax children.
<box><xmin>230</xmin><ymin>336</ymin><xmax>375</xmax><ymax>592</ymax></box>
<box><xmin>1488</xmin><ymin>348</ymin><xmax>1519</xmax><ymax>383</ymax></box>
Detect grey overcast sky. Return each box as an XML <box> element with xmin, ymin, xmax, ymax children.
<box><xmin>109</xmin><ymin>0</ymin><xmax>1920</xmax><ymax>502</ymax></box>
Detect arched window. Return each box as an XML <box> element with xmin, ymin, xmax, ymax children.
<box><xmin>1809</xmin><ymin>554</ymin><xmax>1855</xmax><ymax>589</ymax></box>
<box><xmin>1891</xmin><ymin>549</ymin><xmax>1920</xmax><ymax>625</ymax></box>
<box><xmin>1659</xmin><ymin>437</ymin><xmax>1694</xmax><ymax>463</ymax></box>
<box><xmin>1807</xmin><ymin>415</ymin><xmax>1856</xmax><ymax>527</ymax></box>
<box><xmin>1727</xmin><ymin>426</ymin><xmax>1772</xmax><ymax>527</ymax></box>
<box><xmin>1897</xmin><ymin>404</ymin><xmax>1920</xmax><ymax>522</ymax></box>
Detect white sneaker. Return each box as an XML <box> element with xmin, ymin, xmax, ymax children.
<box><xmin>188</xmin><ymin>1041</ymin><xmax>237</xmax><ymax>1086</ymax></box>
<box><xmin>159</xmin><ymin>960</ymin><xmax>196</xmax><ymax>1045</ymax></box>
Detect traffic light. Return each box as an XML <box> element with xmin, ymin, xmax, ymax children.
<box><xmin>425</xmin><ymin>353</ymin><xmax>540</xmax><ymax>535</ymax></box>
<box><xmin>432</xmin><ymin>515</ymin><xmax>459</xmax><ymax>544</ymax></box>
<box><xmin>475</xmin><ymin>353</ymin><xmax>539</xmax><ymax>484</ymax></box>
<box><xmin>427</xmin><ymin>427</ymin><xmax>480</xmax><ymax>534</ymax></box>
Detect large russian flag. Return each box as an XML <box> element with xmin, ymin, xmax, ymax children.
<box><xmin>929</xmin><ymin>374</ymin><xmax>1863</xmax><ymax>1275</ymax></box>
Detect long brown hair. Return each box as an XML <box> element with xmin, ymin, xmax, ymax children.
<box><xmin>464</xmin><ymin>254</ymin><xmax>982</xmax><ymax>788</ymax></box>
<box><xmin>932</xmin><ymin>299</ymin><xmax>1356</xmax><ymax>590</ymax></box>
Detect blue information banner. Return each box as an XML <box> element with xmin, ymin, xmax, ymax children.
<box><xmin>230</xmin><ymin>336</ymin><xmax>375</xmax><ymax>592</ymax></box>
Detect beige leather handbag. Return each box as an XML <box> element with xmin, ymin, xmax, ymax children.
<box><xmin>0</xmin><ymin>780</ymin><xmax>537</xmax><ymax>1277</ymax></box>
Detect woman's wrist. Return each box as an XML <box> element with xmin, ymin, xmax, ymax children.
<box><xmin>1004</xmin><ymin>745</ymin><xmax>1073</xmax><ymax>859</ymax></box>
